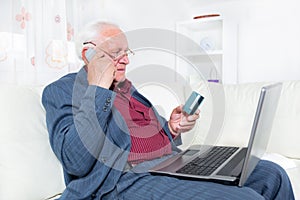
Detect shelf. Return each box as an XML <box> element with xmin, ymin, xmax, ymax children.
<box><xmin>176</xmin><ymin>16</ymin><xmax>237</xmax><ymax>84</ymax></box>
<box><xmin>181</xmin><ymin>50</ymin><xmax>223</xmax><ymax>57</ymax></box>
<box><xmin>177</xmin><ymin>16</ymin><xmax>223</xmax><ymax>31</ymax></box>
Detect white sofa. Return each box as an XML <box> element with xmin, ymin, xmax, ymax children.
<box><xmin>0</xmin><ymin>81</ymin><xmax>299</xmax><ymax>200</ymax></box>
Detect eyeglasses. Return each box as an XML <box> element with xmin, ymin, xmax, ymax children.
<box><xmin>83</xmin><ymin>41</ymin><xmax>134</xmax><ymax>61</ymax></box>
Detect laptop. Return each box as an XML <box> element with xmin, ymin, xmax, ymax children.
<box><xmin>149</xmin><ymin>83</ymin><xmax>282</xmax><ymax>187</ymax></box>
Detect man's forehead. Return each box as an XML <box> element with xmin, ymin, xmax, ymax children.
<box><xmin>96</xmin><ymin>25</ymin><xmax>128</xmax><ymax>48</ymax></box>
<box><xmin>100</xmin><ymin>26</ymin><xmax>122</xmax><ymax>38</ymax></box>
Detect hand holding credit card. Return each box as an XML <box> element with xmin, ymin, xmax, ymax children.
<box><xmin>183</xmin><ymin>91</ymin><xmax>204</xmax><ymax>115</ymax></box>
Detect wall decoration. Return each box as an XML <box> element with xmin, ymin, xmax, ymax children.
<box><xmin>45</xmin><ymin>41</ymin><xmax>68</xmax><ymax>69</ymax></box>
<box><xmin>67</xmin><ymin>23</ymin><xmax>74</xmax><ymax>41</ymax></box>
<box><xmin>54</xmin><ymin>15</ymin><xmax>61</xmax><ymax>24</ymax></box>
<box><xmin>31</xmin><ymin>57</ymin><xmax>35</xmax><ymax>66</ymax></box>
<box><xmin>15</xmin><ymin>7</ymin><xmax>31</xmax><ymax>29</ymax></box>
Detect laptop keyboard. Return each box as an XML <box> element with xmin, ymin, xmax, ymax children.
<box><xmin>176</xmin><ymin>146</ymin><xmax>239</xmax><ymax>176</ymax></box>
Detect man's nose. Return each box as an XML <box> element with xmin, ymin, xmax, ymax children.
<box><xmin>118</xmin><ymin>54</ymin><xmax>129</xmax><ymax>64</ymax></box>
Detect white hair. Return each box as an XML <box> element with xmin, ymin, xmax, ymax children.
<box><xmin>74</xmin><ymin>21</ymin><xmax>119</xmax><ymax>60</ymax></box>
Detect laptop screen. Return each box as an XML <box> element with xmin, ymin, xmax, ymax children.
<box><xmin>239</xmin><ymin>83</ymin><xmax>282</xmax><ymax>186</ymax></box>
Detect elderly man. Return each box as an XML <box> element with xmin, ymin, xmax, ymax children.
<box><xmin>42</xmin><ymin>21</ymin><xmax>294</xmax><ymax>200</ymax></box>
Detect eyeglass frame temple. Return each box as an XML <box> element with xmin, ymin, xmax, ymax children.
<box><xmin>83</xmin><ymin>41</ymin><xmax>135</xmax><ymax>59</ymax></box>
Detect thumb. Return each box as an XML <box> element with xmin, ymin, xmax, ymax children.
<box><xmin>173</xmin><ymin>105</ymin><xmax>183</xmax><ymax>114</ymax></box>
<box><xmin>170</xmin><ymin>105</ymin><xmax>183</xmax><ymax>121</ymax></box>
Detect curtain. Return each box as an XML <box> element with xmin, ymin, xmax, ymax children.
<box><xmin>0</xmin><ymin>0</ymin><xmax>106</xmax><ymax>85</ymax></box>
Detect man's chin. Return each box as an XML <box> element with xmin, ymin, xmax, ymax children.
<box><xmin>113</xmin><ymin>76</ymin><xmax>126</xmax><ymax>84</ymax></box>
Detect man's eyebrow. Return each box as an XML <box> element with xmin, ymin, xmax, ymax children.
<box><xmin>111</xmin><ymin>47</ymin><xmax>127</xmax><ymax>52</ymax></box>
<box><xmin>111</xmin><ymin>48</ymin><xmax>122</xmax><ymax>52</ymax></box>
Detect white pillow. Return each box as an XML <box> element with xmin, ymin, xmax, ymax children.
<box><xmin>0</xmin><ymin>85</ymin><xmax>65</xmax><ymax>200</ymax></box>
<box><xmin>267</xmin><ymin>81</ymin><xmax>300</xmax><ymax>159</ymax></box>
<box><xmin>189</xmin><ymin>81</ymin><xmax>300</xmax><ymax>160</ymax></box>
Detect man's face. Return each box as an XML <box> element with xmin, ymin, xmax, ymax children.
<box><xmin>96</xmin><ymin>27</ymin><xmax>130</xmax><ymax>84</ymax></box>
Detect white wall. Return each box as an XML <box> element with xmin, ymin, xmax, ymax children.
<box><xmin>99</xmin><ymin>0</ymin><xmax>300</xmax><ymax>83</ymax></box>
<box><xmin>82</xmin><ymin>0</ymin><xmax>189</xmax><ymax>31</ymax></box>
<box><xmin>184</xmin><ymin>0</ymin><xmax>300</xmax><ymax>83</ymax></box>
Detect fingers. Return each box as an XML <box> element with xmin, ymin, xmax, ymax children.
<box><xmin>87</xmin><ymin>52</ymin><xmax>116</xmax><ymax>88</ymax></box>
<box><xmin>181</xmin><ymin>109</ymin><xmax>200</xmax><ymax>123</ymax></box>
<box><xmin>178</xmin><ymin>126</ymin><xmax>195</xmax><ymax>133</ymax></box>
<box><xmin>174</xmin><ymin>122</ymin><xmax>195</xmax><ymax>134</ymax></box>
<box><xmin>177</xmin><ymin>123</ymin><xmax>195</xmax><ymax>133</ymax></box>
<box><xmin>99</xmin><ymin>61</ymin><xmax>116</xmax><ymax>78</ymax></box>
<box><xmin>169</xmin><ymin>106</ymin><xmax>200</xmax><ymax>134</ymax></box>
<box><xmin>178</xmin><ymin>109</ymin><xmax>200</xmax><ymax>133</ymax></box>
<box><xmin>179</xmin><ymin>119</ymin><xmax>196</xmax><ymax>129</ymax></box>
<box><xmin>194</xmin><ymin>109</ymin><xmax>200</xmax><ymax>115</ymax></box>
<box><xmin>187</xmin><ymin>110</ymin><xmax>200</xmax><ymax>121</ymax></box>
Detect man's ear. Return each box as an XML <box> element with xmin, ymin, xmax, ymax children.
<box><xmin>82</xmin><ymin>47</ymin><xmax>89</xmax><ymax>64</ymax></box>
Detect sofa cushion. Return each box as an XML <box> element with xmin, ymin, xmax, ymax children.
<box><xmin>286</xmin><ymin>159</ymin><xmax>300</xmax><ymax>200</ymax></box>
<box><xmin>220</xmin><ymin>81</ymin><xmax>300</xmax><ymax>159</ymax></box>
<box><xmin>186</xmin><ymin>81</ymin><xmax>300</xmax><ymax>160</ymax></box>
<box><xmin>267</xmin><ymin>81</ymin><xmax>300</xmax><ymax>159</ymax></box>
<box><xmin>0</xmin><ymin>85</ymin><xmax>65</xmax><ymax>200</ymax></box>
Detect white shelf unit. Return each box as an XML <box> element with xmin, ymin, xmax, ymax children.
<box><xmin>175</xmin><ymin>16</ymin><xmax>238</xmax><ymax>84</ymax></box>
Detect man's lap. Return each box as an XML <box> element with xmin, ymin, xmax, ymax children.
<box><xmin>114</xmin><ymin>172</ymin><xmax>263</xmax><ymax>200</ymax></box>
<box><xmin>105</xmin><ymin>160</ymin><xmax>294</xmax><ymax>200</ymax></box>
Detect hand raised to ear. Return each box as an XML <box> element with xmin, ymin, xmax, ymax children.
<box><xmin>85</xmin><ymin>49</ymin><xmax>117</xmax><ymax>89</ymax></box>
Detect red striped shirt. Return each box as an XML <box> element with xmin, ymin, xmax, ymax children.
<box><xmin>113</xmin><ymin>80</ymin><xmax>172</xmax><ymax>164</ymax></box>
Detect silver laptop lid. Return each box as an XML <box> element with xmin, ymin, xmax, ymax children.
<box><xmin>239</xmin><ymin>83</ymin><xmax>282</xmax><ymax>186</ymax></box>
